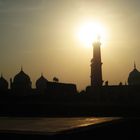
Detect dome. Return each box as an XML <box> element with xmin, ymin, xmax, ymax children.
<box><xmin>36</xmin><ymin>74</ymin><xmax>48</xmax><ymax>90</ymax></box>
<box><xmin>13</xmin><ymin>69</ymin><xmax>31</xmax><ymax>90</ymax></box>
<box><xmin>0</xmin><ymin>75</ymin><xmax>8</xmax><ymax>90</ymax></box>
<box><xmin>14</xmin><ymin>70</ymin><xmax>30</xmax><ymax>83</ymax></box>
<box><xmin>128</xmin><ymin>64</ymin><xmax>140</xmax><ymax>85</ymax></box>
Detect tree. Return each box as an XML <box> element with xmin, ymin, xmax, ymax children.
<box><xmin>53</xmin><ymin>77</ymin><xmax>59</xmax><ymax>83</ymax></box>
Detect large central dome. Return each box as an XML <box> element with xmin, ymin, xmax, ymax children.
<box><xmin>12</xmin><ymin>69</ymin><xmax>31</xmax><ymax>90</ymax></box>
<box><xmin>14</xmin><ymin>70</ymin><xmax>31</xmax><ymax>83</ymax></box>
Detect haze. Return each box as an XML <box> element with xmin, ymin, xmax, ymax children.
<box><xmin>0</xmin><ymin>0</ymin><xmax>140</xmax><ymax>90</ymax></box>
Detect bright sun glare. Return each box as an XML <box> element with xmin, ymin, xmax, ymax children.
<box><xmin>77</xmin><ymin>22</ymin><xmax>107</xmax><ymax>48</ymax></box>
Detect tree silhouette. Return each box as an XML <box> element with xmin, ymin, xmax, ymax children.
<box><xmin>53</xmin><ymin>77</ymin><xmax>59</xmax><ymax>83</ymax></box>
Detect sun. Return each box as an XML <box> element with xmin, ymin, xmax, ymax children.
<box><xmin>76</xmin><ymin>21</ymin><xmax>107</xmax><ymax>48</ymax></box>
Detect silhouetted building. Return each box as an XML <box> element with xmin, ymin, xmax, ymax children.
<box><xmin>91</xmin><ymin>39</ymin><xmax>103</xmax><ymax>87</ymax></box>
<box><xmin>128</xmin><ymin>63</ymin><xmax>140</xmax><ymax>85</ymax></box>
<box><xmin>47</xmin><ymin>81</ymin><xmax>77</xmax><ymax>94</ymax></box>
<box><xmin>36</xmin><ymin>74</ymin><xmax>48</xmax><ymax>90</ymax></box>
<box><xmin>11</xmin><ymin>68</ymin><xmax>32</xmax><ymax>91</ymax></box>
<box><xmin>0</xmin><ymin>74</ymin><xmax>8</xmax><ymax>90</ymax></box>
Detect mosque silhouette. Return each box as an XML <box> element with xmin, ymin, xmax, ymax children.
<box><xmin>0</xmin><ymin>40</ymin><xmax>140</xmax><ymax>91</ymax></box>
<box><xmin>0</xmin><ymin>63</ymin><xmax>139</xmax><ymax>91</ymax></box>
<box><xmin>0</xmin><ymin>40</ymin><xmax>140</xmax><ymax>116</ymax></box>
<box><xmin>0</xmin><ymin>66</ymin><xmax>77</xmax><ymax>94</ymax></box>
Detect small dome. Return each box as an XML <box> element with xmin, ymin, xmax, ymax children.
<box><xmin>128</xmin><ymin>66</ymin><xmax>140</xmax><ymax>85</ymax></box>
<box><xmin>36</xmin><ymin>74</ymin><xmax>48</xmax><ymax>90</ymax></box>
<box><xmin>0</xmin><ymin>75</ymin><xmax>8</xmax><ymax>90</ymax></box>
<box><xmin>13</xmin><ymin>69</ymin><xmax>31</xmax><ymax>90</ymax></box>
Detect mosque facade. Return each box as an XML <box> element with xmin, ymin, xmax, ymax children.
<box><xmin>0</xmin><ymin>63</ymin><xmax>140</xmax><ymax>93</ymax></box>
<box><xmin>0</xmin><ymin>40</ymin><xmax>140</xmax><ymax>92</ymax></box>
<box><xmin>0</xmin><ymin>68</ymin><xmax>77</xmax><ymax>95</ymax></box>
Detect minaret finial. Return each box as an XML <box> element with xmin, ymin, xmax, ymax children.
<box><xmin>41</xmin><ymin>73</ymin><xmax>43</xmax><ymax>76</ymax></box>
<box><xmin>134</xmin><ymin>61</ymin><xmax>136</xmax><ymax>69</ymax></box>
<box><xmin>21</xmin><ymin>65</ymin><xmax>23</xmax><ymax>71</ymax></box>
<box><xmin>1</xmin><ymin>73</ymin><xmax>2</xmax><ymax>78</ymax></box>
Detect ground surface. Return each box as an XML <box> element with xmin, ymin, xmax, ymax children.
<box><xmin>0</xmin><ymin>117</ymin><xmax>139</xmax><ymax>139</ymax></box>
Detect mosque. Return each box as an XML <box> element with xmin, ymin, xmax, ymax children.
<box><xmin>0</xmin><ymin>68</ymin><xmax>77</xmax><ymax>94</ymax></box>
<box><xmin>0</xmin><ymin>39</ymin><xmax>140</xmax><ymax>93</ymax></box>
<box><xmin>0</xmin><ymin>40</ymin><xmax>140</xmax><ymax>117</ymax></box>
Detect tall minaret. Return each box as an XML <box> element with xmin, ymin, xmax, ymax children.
<box><xmin>91</xmin><ymin>38</ymin><xmax>103</xmax><ymax>87</ymax></box>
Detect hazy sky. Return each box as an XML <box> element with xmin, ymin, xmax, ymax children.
<box><xmin>1</xmin><ymin>0</ymin><xmax>140</xmax><ymax>90</ymax></box>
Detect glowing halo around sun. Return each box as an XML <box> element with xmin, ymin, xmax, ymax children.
<box><xmin>76</xmin><ymin>22</ymin><xmax>107</xmax><ymax>48</ymax></box>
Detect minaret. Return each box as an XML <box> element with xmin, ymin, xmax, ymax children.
<box><xmin>91</xmin><ymin>38</ymin><xmax>103</xmax><ymax>87</ymax></box>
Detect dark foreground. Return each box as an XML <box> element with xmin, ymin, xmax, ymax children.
<box><xmin>0</xmin><ymin>118</ymin><xmax>140</xmax><ymax>139</ymax></box>
<box><xmin>1</xmin><ymin>103</ymin><xmax>140</xmax><ymax>117</ymax></box>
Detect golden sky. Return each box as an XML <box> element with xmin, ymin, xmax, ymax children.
<box><xmin>0</xmin><ymin>0</ymin><xmax>140</xmax><ymax>90</ymax></box>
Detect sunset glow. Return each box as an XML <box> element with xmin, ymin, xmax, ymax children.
<box><xmin>1</xmin><ymin>0</ymin><xmax>140</xmax><ymax>90</ymax></box>
<box><xmin>77</xmin><ymin>22</ymin><xmax>107</xmax><ymax>47</ymax></box>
